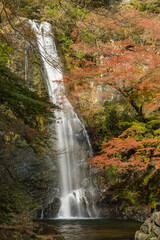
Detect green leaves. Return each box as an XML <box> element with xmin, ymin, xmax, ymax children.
<box><xmin>131</xmin><ymin>0</ymin><xmax>160</xmax><ymax>13</ymax></box>
<box><xmin>0</xmin><ymin>42</ymin><xmax>13</xmax><ymax>64</ymax></box>
<box><xmin>0</xmin><ymin>64</ymin><xmax>53</xmax><ymax>128</ymax></box>
<box><xmin>0</xmin><ymin>64</ymin><xmax>56</xmax><ymax>149</ymax></box>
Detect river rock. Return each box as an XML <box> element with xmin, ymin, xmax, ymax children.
<box><xmin>140</xmin><ymin>218</ymin><xmax>151</xmax><ymax>234</ymax></box>
<box><xmin>149</xmin><ymin>238</ymin><xmax>159</xmax><ymax>240</ymax></box>
<box><xmin>135</xmin><ymin>231</ymin><xmax>149</xmax><ymax>240</ymax></box>
<box><xmin>152</xmin><ymin>223</ymin><xmax>160</xmax><ymax>236</ymax></box>
<box><xmin>154</xmin><ymin>212</ymin><xmax>160</xmax><ymax>227</ymax></box>
<box><xmin>135</xmin><ymin>207</ymin><xmax>160</xmax><ymax>240</ymax></box>
<box><xmin>44</xmin><ymin>197</ymin><xmax>61</xmax><ymax>218</ymax></box>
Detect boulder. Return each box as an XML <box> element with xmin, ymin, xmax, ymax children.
<box><xmin>135</xmin><ymin>231</ymin><xmax>149</xmax><ymax>240</ymax></box>
<box><xmin>44</xmin><ymin>197</ymin><xmax>61</xmax><ymax>218</ymax></box>
<box><xmin>152</xmin><ymin>224</ymin><xmax>160</xmax><ymax>237</ymax></box>
<box><xmin>140</xmin><ymin>218</ymin><xmax>151</xmax><ymax>234</ymax></box>
<box><xmin>135</xmin><ymin>204</ymin><xmax>160</xmax><ymax>240</ymax></box>
<box><xmin>154</xmin><ymin>212</ymin><xmax>160</xmax><ymax>227</ymax></box>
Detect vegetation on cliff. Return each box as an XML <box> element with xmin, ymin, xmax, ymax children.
<box><xmin>39</xmin><ymin>0</ymin><xmax>160</xmax><ymax>210</ymax></box>
<box><xmin>0</xmin><ymin>0</ymin><xmax>56</xmax><ymax>227</ymax></box>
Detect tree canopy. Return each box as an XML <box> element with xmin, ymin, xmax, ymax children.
<box><xmin>58</xmin><ymin>4</ymin><xmax>160</xmax><ymax>171</ymax></box>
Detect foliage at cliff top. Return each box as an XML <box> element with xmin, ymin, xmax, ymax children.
<box><xmin>56</xmin><ymin>3</ymin><xmax>160</xmax><ymax>170</ymax></box>
<box><xmin>23</xmin><ymin>0</ymin><xmax>160</xmax><ymax>171</ymax></box>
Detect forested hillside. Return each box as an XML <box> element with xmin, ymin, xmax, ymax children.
<box><xmin>0</xmin><ymin>0</ymin><xmax>160</xmax><ymax>233</ymax></box>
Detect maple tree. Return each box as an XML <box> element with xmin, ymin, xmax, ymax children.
<box><xmin>88</xmin><ymin>121</ymin><xmax>160</xmax><ymax>170</ymax></box>
<box><xmin>65</xmin><ymin>7</ymin><xmax>160</xmax><ymax>118</ymax></box>
<box><xmin>63</xmin><ymin>5</ymin><xmax>160</xmax><ymax>171</ymax></box>
<box><xmin>69</xmin><ymin>43</ymin><xmax>160</xmax><ymax>119</ymax></box>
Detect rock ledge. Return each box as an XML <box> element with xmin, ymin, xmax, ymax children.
<box><xmin>135</xmin><ymin>203</ymin><xmax>160</xmax><ymax>240</ymax></box>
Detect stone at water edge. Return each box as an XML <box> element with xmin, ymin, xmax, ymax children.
<box><xmin>135</xmin><ymin>210</ymin><xmax>160</xmax><ymax>240</ymax></box>
<box><xmin>140</xmin><ymin>218</ymin><xmax>151</xmax><ymax>234</ymax></box>
<box><xmin>154</xmin><ymin>212</ymin><xmax>160</xmax><ymax>227</ymax></box>
<box><xmin>43</xmin><ymin>197</ymin><xmax>61</xmax><ymax>218</ymax></box>
<box><xmin>135</xmin><ymin>231</ymin><xmax>149</xmax><ymax>240</ymax></box>
<box><xmin>152</xmin><ymin>223</ymin><xmax>160</xmax><ymax>237</ymax></box>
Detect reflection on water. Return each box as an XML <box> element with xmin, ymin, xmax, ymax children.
<box><xmin>42</xmin><ymin>219</ymin><xmax>141</xmax><ymax>240</ymax></box>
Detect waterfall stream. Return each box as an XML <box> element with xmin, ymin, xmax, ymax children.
<box><xmin>29</xmin><ymin>21</ymin><xmax>97</xmax><ymax>219</ymax></box>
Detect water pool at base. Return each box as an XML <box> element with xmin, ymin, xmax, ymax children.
<box><xmin>42</xmin><ymin>219</ymin><xmax>141</xmax><ymax>240</ymax></box>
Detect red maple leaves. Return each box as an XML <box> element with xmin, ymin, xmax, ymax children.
<box><xmin>64</xmin><ymin>6</ymin><xmax>160</xmax><ymax>171</ymax></box>
<box><xmin>88</xmin><ymin>137</ymin><xmax>160</xmax><ymax>171</ymax></box>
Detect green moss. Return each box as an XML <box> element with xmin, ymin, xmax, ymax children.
<box><xmin>113</xmin><ymin>189</ymin><xmax>139</xmax><ymax>206</ymax></box>
<box><xmin>106</xmin><ymin>166</ymin><xmax>120</xmax><ymax>185</ymax></box>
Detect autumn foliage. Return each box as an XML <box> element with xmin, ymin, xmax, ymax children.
<box><xmin>88</xmin><ymin>136</ymin><xmax>160</xmax><ymax>170</ymax></box>
<box><xmin>63</xmin><ymin>5</ymin><xmax>160</xmax><ymax>171</ymax></box>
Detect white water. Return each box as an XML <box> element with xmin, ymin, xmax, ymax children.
<box><xmin>29</xmin><ymin>21</ymin><xmax>97</xmax><ymax>218</ymax></box>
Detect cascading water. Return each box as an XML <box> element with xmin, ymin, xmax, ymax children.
<box><xmin>29</xmin><ymin>20</ymin><xmax>97</xmax><ymax>218</ymax></box>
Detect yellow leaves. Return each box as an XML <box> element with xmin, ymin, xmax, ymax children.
<box><xmin>4</xmin><ymin>132</ymin><xmax>19</xmax><ymax>145</ymax></box>
<box><xmin>4</xmin><ymin>109</ymin><xmax>15</xmax><ymax>119</ymax></box>
<box><xmin>36</xmin><ymin>116</ymin><xmax>46</xmax><ymax>132</ymax></box>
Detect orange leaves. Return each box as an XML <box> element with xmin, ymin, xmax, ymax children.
<box><xmin>83</xmin><ymin>61</ymin><xmax>96</xmax><ymax>68</ymax></box>
<box><xmin>68</xmin><ymin>38</ymin><xmax>160</xmax><ymax>118</ymax></box>
<box><xmin>89</xmin><ymin>118</ymin><xmax>160</xmax><ymax>171</ymax></box>
<box><xmin>68</xmin><ymin>6</ymin><xmax>160</xmax><ymax>103</ymax></box>
<box><xmin>136</xmin><ymin>17</ymin><xmax>160</xmax><ymax>42</ymax></box>
<box><xmin>89</xmin><ymin>137</ymin><xmax>160</xmax><ymax>171</ymax></box>
<box><xmin>64</xmin><ymin>5</ymin><xmax>160</xmax><ymax>165</ymax></box>
<box><xmin>102</xmin><ymin>138</ymin><xmax>141</xmax><ymax>155</ymax></box>
<box><xmin>71</xmin><ymin>28</ymin><xmax>78</xmax><ymax>39</ymax></box>
<box><xmin>105</xmin><ymin>49</ymin><xmax>160</xmax><ymax>87</ymax></box>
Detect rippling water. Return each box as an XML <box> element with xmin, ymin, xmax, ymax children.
<box><xmin>42</xmin><ymin>219</ymin><xmax>141</xmax><ymax>240</ymax></box>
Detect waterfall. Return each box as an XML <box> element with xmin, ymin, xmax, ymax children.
<box><xmin>29</xmin><ymin>21</ymin><xmax>97</xmax><ymax>219</ymax></box>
